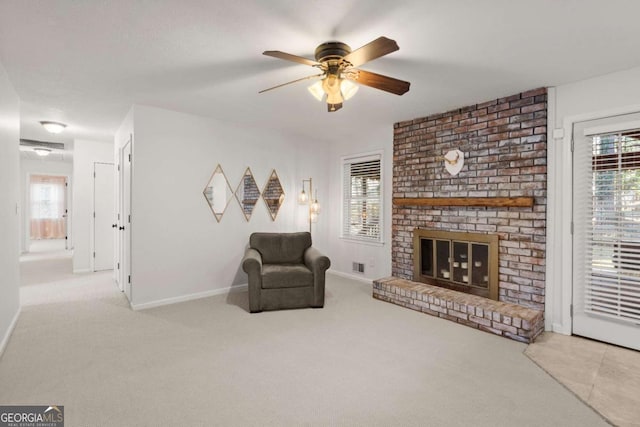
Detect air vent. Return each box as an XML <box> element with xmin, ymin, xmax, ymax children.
<box><xmin>20</xmin><ymin>139</ymin><xmax>65</xmax><ymax>150</ymax></box>
<box><xmin>352</xmin><ymin>262</ymin><xmax>365</xmax><ymax>274</ymax></box>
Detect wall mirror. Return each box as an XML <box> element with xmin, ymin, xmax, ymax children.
<box><xmin>203</xmin><ymin>164</ymin><xmax>234</xmax><ymax>222</ymax></box>
<box><xmin>262</xmin><ymin>169</ymin><xmax>285</xmax><ymax>221</ymax></box>
<box><xmin>234</xmin><ymin>167</ymin><xmax>260</xmax><ymax>221</ymax></box>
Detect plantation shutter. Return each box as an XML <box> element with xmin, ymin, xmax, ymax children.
<box><xmin>575</xmin><ymin>123</ymin><xmax>640</xmax><ymax>324</ymax></box>
<box><xmin>342</xmin><ymin>154</ymin><xmax>382</xmax><ymax>242</ymax></box>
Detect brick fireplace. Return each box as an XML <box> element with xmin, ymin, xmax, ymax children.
<box><xmin>392</xmin><ymin>88</ymin><xmax>547</xmax><ymax>309</ymax></box>
<box><xmin>374</xmin><ymin>88</ymin><xmax>547</xmax><ymax>342</ymax></box>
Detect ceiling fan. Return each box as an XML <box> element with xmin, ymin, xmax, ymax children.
<box><xmin>259</xmin><ymin>36</ymin><xmax>410</xmax><ymax>112</ymax></box>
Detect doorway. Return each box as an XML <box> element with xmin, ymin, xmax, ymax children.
<box><xmin>572</xmin><ymin>113</ymin><xmax>640</xmax><ymax>351</ymax></box>
<box><xmin>93</xmin><ymin>162</ymin><xmax>115</xmax><ymax>271</ymax></box>
<box><xmin>117</xmin><ymin>137</ymin><xmax>132</xmax><ymax>301</ymax></box>
<box><xmin>29</xmin><ymin>174</ymin><xmax>68</xmax><ymax>250</ymax></box>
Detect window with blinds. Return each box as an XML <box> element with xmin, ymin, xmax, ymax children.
<box><xmin>342</xmin><ymin>154</ymin><xmax>382</xmax><ymax>243</ymax></box>
<box><xmin>580</xmin><ymin>128</ymin><xmax>640</xmax><ymax>323</ymax></box>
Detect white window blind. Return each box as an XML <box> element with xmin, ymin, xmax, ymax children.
<box><xmin>577</xmin><ymin>127</ymin><xmax>640</xmax><ymax>323</ymax></box>
<box><xmin>342</xmin><ymin>154</ymin><xmax>382</xmax><ymax>242</ymax></box>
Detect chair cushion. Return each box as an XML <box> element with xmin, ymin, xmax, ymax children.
<box><xmin>250</xmin><ymin>232</ymin><xmax>312</xmax><ymax>264</ymax></box>
<box><xmin>261</xmin><ymin>264</ymin><xmax>313</xmax><ymax>289</ymax></box>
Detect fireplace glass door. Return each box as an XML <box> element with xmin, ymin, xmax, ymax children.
<box><xmin>413</xmin><ymin>229</ymin><xmax>498</xmax><ymax>300</ymax></box>
<box><xmin>436</xmin><ymin>240</ymin><xmax>450</xmax><ymax>280</ymax></box>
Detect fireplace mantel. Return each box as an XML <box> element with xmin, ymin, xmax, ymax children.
<box><xmin>393</xmin><ymin>197</ymin><xmax>534</xmax><ymax>208</ymax></box>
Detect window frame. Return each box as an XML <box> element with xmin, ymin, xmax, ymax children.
<box><xmin>340</xmin><ymin>151</ymin><xmax>384</xmax><ymax>245</ymax></box>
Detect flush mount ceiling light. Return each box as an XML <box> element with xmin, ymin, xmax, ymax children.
<box><xmin>40</xmin><ymin>121</ymin><xmax>67</xmax><ymax>134</ymax></box>
<box><xmin>260</xmin><ymin>37</ymin><xmax>410</xmax><ymax>112</ymax></box>
<box><xmin>33</xmin><ymin>147</ymin><xmax>52</xmax><ymax>157</ymax></box>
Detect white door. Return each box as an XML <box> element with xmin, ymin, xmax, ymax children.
<box><xmin>572</xmin><ymin>113</ymin><xmax>640</xmax><ymax>351</ymax></box>
<box><xmin>64</xmin><ymin>177</ymin><xmax>70</xmax><ymax>250</ymax></box>
<box><xmin>114</xmin><ymin>156</ymin><xmax>120</xmax><ymax>284</ymax></box>
<box><xmin>94</xmin><ymin>162</ymin><xmax>115</xmax><ymax>271</ymax></box>
<box><xmin>122</xmin><ymin>140</ymin><xmax>132</xmax><ymax>300</ymax></box>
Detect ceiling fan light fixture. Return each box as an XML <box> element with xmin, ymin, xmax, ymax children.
<box><xmin>34</xmin><ymin>147</ymin><xmax>52</xmax><ymax>157</ymax></box>
<box><xmin>340</xmin><ymin>79</ymin><xmax>359</xmax><ymax>101</ymax></box>
<box><xmin>322</xmin><ymin>74</ymin><xmax>343</xmax><ymax>105</ymax></box>
<box><xmin>307</xmin><ymin>81</ymin><xmax>324</xmax><ymax>101</ymax></box>
<box><xmin>261</xmin><ymin>36</ymin><xmax>409</xmax><ymax>112</ymax></box>
<box><xmin>40</xmin><ymin>121</ymin><xmax>67</xmax><ymax>134</ymax></box>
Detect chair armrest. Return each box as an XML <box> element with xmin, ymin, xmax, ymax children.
<box><xmin>304</xmin><ymin>247</ymin><xmax>331</xmax><ymax>272</ymax></box>
<box><xmin>242</xmin><ymin>248</ymin><xmax>263</xmax><ymax>275</ymax></box>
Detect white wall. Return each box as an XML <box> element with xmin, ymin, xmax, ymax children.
<box><xmin>72</xmin><ymin>139</ymin><xmax>114</xmax><ymax>272</ymax></box>
<box><xmin>326</xmin><ymin>125</ymin><xmax>394</xmax><ymax>282</ymax></box>
<box><xmin>120</xmin><ymin>105</ymin><xmax>330</xmax><ymax>308</ymax></box>
<box><xmin>0</xmin><ymin>61</ymin><xmax>21</xmax><ymax>355</ymax></box>
<box><xmin>20</xmin><ymin>157</ymin><xmax>73</xmax><ymax>253</ymax></box>
<box><xmin>547</xmin><ymin>65</ymin><xmax>640</xmax><ymax>332</ymax></box>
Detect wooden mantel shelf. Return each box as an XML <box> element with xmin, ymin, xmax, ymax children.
<box><xmin>393</xmin><ymin>197</ymin><xmax>534</xmax><ymax>208</ymax></box>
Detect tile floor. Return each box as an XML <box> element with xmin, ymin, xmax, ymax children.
<box><xmin>526</xmin><ymin>332</ymin><xmax>640</xmax><ymax>427</ymax></box>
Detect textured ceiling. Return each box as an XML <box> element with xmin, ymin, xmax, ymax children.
<box><xmin>2</xmin><ymin>0</ymin><xmax>640</xmax><ymax>147</ymax></box>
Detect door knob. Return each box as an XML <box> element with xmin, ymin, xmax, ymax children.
<box><xmin>119</xmin><ymin>226</ymin><xmax>125</xmax><ymax>231</ymax></box>
<box><xmin>112</xmin><ymin>224</ymin><xmax>117</xmax><ymax>228</ymax></box>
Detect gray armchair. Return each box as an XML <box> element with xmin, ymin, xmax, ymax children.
<box><xmin>242</xmin><ymin>232</ymin><xmax>331</xmax><ymax>313</ymax></box>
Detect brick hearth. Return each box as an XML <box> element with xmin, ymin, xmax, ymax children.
<box><xmin>373</xmin><ymin>277</ymin><xmax>544</xmax><ymax>343</ymax></box>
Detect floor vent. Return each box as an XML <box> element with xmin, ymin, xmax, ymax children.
<box><xmin>352</xmin><ymin>262</ymin><xmax>365</xmax><ymax>274</ymax></box>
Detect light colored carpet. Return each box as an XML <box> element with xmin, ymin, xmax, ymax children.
<box><xmin>0</xmin><ymin>252</ymin><xmax>608</xmax><ymax>427</ymax></box>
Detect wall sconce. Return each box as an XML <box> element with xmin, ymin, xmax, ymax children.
<box><xmin>299</xmin><ymin>178</ymin><xmax>320</xmax><ymax>232</ymax></box>
<box><xmin>40</xmin><ymin>121</ymin><xmax>67</xmax><ymax>134</ymax></box>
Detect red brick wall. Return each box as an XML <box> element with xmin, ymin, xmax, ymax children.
<box><xmin>392</xmin><ymin>88</ymin><xmax>547</xmax><ymax>310</ymax></box>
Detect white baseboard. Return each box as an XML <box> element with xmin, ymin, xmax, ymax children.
<box><xmin>552</xmin><ymin>322</ymin><xmax>571</xmax><ymax>335</ymax></box>
<box><xmin>73</xmin><ymin>269</ymin><xmax>92</xmax><ymax>274</ymax></box>
<box><xmin>327</xmin><ymin>269</ymin><xmax>373</xmax><ymax>285</ymax></box>
<box><xmin>0</xmin><ymin>307</ymin><xmax>21</xmax><ymax>358</ymax></box>
<box><xmin>131</xmin><ymin>284</ymin><xmax>248</xmax><ymax>311</ymax></box>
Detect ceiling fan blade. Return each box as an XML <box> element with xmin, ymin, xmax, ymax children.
<box><xmin>259</xmin><ymin>73</ymin><xmax>323</xmax><ymax>94</ymax></box>
<box><xmin>342</xmin><ymin>37</ymin><xmax>399</xmax><ymax>68</ymax></box>
<box><xmin>262</xmin><ymin>50</ymin><xmax>320</xmax><ymax>67</ymax></box>
<box><xmin>348</xmin><ymin>69</ymin><xmax>410</xmax><ymax>95</ymax></box>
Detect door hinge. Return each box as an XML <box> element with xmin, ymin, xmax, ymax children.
<box><xmin>570</xmin><ymin>304</ymin><xmax>574</xmax><ymax>317</ymax></box>
<box><xmin>94</xmin><ymin>171</ymin><xmax>96</xmax><ymax>178</ymax></box>
<box><xmin>118</xmin><ymin>164</ymin><xmax>120</xmax><ymax>171</ymax></box>
<box><xmin>117</xmin><ymin>262</ymin><xmax>120</xmax><ymax>270</ymax></box>
<box><xmin>93</xmin><ymin>251</ymin><xmax>96</xmax><ymax>258</ymax></box>
<box><xmin>128</xmin><ymin>275</ymin><xmax>131</xmax><ymax>284</ymax></box>
<box><xmin>128</xmin><ymin>214</ymin><xmax>131</xmax><ymax>223</ymax></box>
<box><xmin>128</xmin><ymin>154</ymin><xmax>131</xmax><ymax>162</ymax></box>
<box><xmin>93</xmin><ymin>212</ymin><xmax>96</xmax><ymax>218</ymax></box>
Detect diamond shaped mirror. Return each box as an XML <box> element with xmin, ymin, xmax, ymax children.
<box><xmin>203</xmin><ymin>164</ymin><xmax>234</xmax><ymax>223</ymax></box>
<box><xmin>262</xmin><ymin>169</ymin><xmax>285</xmax><ymax>221</ymax></box>
<box><xmin>234</xmin><ymin>167</ymin><xmax>260</xmax><ymax>222</ymax></box>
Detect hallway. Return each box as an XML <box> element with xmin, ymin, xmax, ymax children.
<box><xmin>20</xmin><ymin>239</ymin><xmax>119</xmax><ymax>307</ymax></box>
